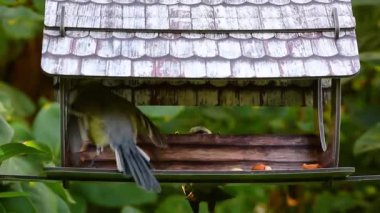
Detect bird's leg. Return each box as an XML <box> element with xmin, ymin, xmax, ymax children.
<box><xmin>89</xmin><ymin>146</ymin><xmax>103</xmax><ymax>168</ymax></box>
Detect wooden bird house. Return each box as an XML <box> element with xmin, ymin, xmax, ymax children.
<box><xmin>41</xmin><ymin>0</ymin><xmax>361</xmax><ymax>183</ymax></box>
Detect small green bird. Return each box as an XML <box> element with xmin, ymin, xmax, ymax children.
<box><xmin>70</xmin><ymin>82</ymin><xmax>166</xmax><ymax>192</ymax></box>
<box><xmin>182</xmin><ymin>126</ymin><xmax>233</xmax><ymax>213</ymax></box>
<box><xmin>182</xmin><ymin>183</ymin><xmax>233</xmax><ymax>213</ymax></box>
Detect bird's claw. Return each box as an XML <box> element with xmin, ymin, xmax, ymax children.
<box><xmin>88</xmin><ymin>147</ymin><xmax>103</xmax><ymax>168</ymax></box>
<box><xmin>88</xmin><ymin>154</ymin><xmax>98</xmax><ymax>168</ymax></box>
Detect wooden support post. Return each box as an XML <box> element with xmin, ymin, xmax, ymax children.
<box><xmin>59</xmin><ymin>77</ymin><xmax>70</xmax><ymax>188</ymax></box>
<box><xmin>313</xmin><ymin>79</ymin><xmax>327</xmax><ymax>152</ymax></box>
<box><xmin>320</xmin><ymin>79</ymin><xmax>341</xmax><ymax>168</ymax></box>
<box><xmin>330</xmin><ymin>79</ymin><xmax>341</xmax><ymax>167</ymax></box>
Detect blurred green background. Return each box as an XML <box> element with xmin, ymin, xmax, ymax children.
<box><xmin>0</xmin><ymin>0</ymin><xmax>379</xmax><ymax>212</ymax></box>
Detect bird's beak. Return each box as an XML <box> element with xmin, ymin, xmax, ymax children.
<box><xmin>181</xmin><ymin>185</ymin><xmax>188</xmax><ymax>195</ymax></box>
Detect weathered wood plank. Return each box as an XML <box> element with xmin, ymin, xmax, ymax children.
<box><xmin>150</xmin><ymin>161</ymin><xmax>312</xmax><ymax>171</ymax></box>
<box><xmin>68</xmin><ymin>134</ymin><xmax>323</xmax><ymax>171</ymax></box>
<box><xmin>79</xmin><ymin>146</ymin><xmax>319</xmax><ymax>162</ymax></box>
<box><xmin>149</xmin><ymin>134</ymin><xmax>320</xmax><ymax>146</ymax></box>
<box><xmin>75</xmin><ymin>160</ymin><xmax>316</xmax><ymax>171</ymax></box>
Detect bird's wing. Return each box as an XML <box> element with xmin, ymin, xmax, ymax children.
<box><xmin>135</xmin><ymin>108</ymin><xmax>167</xmax><ymax>148</ymax></box>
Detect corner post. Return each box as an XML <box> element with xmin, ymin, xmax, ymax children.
<box><xmin>59</xmin><ymin>77</ymin><xmax>70</xmax><ymax>188</ymax></box>
<box><xmin>330</xmin><ymin>79</ymin><xmax>341</xmax><ymax>167</ymax></box>
<box><xmin>313</xmin><ymin>79</ymin><xmax>327</xmax><ymax>152</ymax></box>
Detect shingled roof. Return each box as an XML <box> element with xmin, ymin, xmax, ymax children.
<box><xmin>41</xmin><ymin>0</ymin><xmax>360</xmax><ymax>78</ymax></box>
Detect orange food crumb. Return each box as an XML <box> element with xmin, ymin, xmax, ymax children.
<box><xmin>287</xmin><ymin>196</ymin><xmax>299</xmax><ymax>207</ymax></box>
<box><xmin>252</xmin><ymin>163</ymin><xmax>266</xmax><ymax>170</ymax></box>
<box><xmin>302</xmin><ymin>163</ymin><xmax>321</xmax><ymax>169</ymax></box>
<box><xmin>252</xmin><ymin>163</ymin><xmax>269</xmax><ymax>170</ymax></box>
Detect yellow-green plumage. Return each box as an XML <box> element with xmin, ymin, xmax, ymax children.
<box><xmin>70</xmin><ymin>82</ymin><xmax>166</xmax><ymax>192</ymax></box>
<box><xmin>88</xmin><ymin>116</ymin><xmax>108</xmax><ymax>148</ymax></box>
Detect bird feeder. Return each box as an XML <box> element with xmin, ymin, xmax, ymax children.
<box><xmin>41</xmin><ymin>0</ymin><xmax>360</xmax><ymax>183</ymax></box>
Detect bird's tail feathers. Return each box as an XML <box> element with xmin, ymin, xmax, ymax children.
<box><xmin>115</xmin><ymin>142</ymin><xmax>161</xmax><ymax>192</ymax></box>
<box><xmin>137</xmin><ymin>146</ymin><xmax>150</xmax><ymax>161</ymax></box>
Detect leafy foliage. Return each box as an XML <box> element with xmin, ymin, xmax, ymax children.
<box><xmin>0</xmin><ymin>142</ymin><xmax>47</xmax><ymax>164</ymax></box>
<box><xmin>0</xmin><ymin>82</ymin><xmax>36</xmax><ymax>118</ymax></box>
<box><xmin>0</xmin><ymin>191</ymin><xmax>29</xmax><ymax>198</ymax></box>
<box><xmin>0</xmin><ymin>82</ymin><xmax>74</xmax><ymax>212</ymax></box>
<box><xmin>71</xmin><ymin>182</ymin><xmax>157</xmax><ymax>208</ymax></box>
<box><xmin>354</xmin><ymin>123</ymin><xmax>380</xmax><ymax>155</ymax></box>
<box><xmin>0</xmin><ymin>6</ymin><xmax>43</xmax><ymax>39</ymax></box>
<box><xmin>0</xmin><ymin>115</ymin><xmax>14</xmax><ymax>145</ymax></box>
<box><xmin>0</xmin><ymin>1</ymin><xmax>43</xmax><ymax>72</ymax></box>
<box><xmin>32</xmin><ymin>103</ymin><xmax>60</xmax><ymax>163</ymax></box>
<box><xmin>353</xmin><ymin>0</ymin><xmax>380</xmax><ymax>6</ymax></box>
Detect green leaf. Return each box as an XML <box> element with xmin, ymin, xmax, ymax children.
<box><xmin>121</xmin><ymin>206</ymin><xmax>143</xmax><ymax>213</ymax></box>
<box><xmin>312</xmin><ymin>191</ymin><xmax>334</xmax><ymax>213</ymax></box>
<box><xmin>354</xmin><ymin>123</ymin><xmax>380</xmax><ymax>155</ymax></box>
<box><xmin>71</xmin><ymin>182</ymin><xmax>157</xmax><ymax>208</ymax></box>
<box><xmin>0</xmin><ymin>26</ymin><xmax>23</xmax><ymax>68</ymax></box>
<box><xmin>0</xmin><ymin>91</ymin><xmax>13</xmax><ymax>117</ymax></box>
<box><xmin>368</xmin><ymin>197</ymin><xmax>380</xmax><ymax>213</ymax></box>
<box><xmin>201</xmin><ymin>107</ymin><xmax>235</xmax><ymax>121</ymax></box>
<box><xmin>0</xmin><ymin>6</ymin><xmax>43</xmax><ymax>39</ymax></box>
<box><xmin>0</xmin><ymin>35</ymin><xmax>8</xmax><ymax>67</ymax></box>
<box><xmin>222</xmin><ymin>184</ymin><xmax>269</xmax><ymax>203</ymax></box>
<box><xmin>0</xmin><ymin>82</ymin><xmax>36</xmax><ymax>118</ymax></box>
<box><xmin>216</xmin><ymin>195</ymin><xmax>256</xmax><ymax>213</ymax></box>
<box><xmin>32</xmin><ymin>0</ymin><xmax>45</xmax><ymax>14</ymax></box>
<box><xmin>23</xmin><ymin>140</ymin><xmax>52</xmax><ymax>156</ymax></box>
<box><xmin>0</xmin><ymin>142</ymin><xmax>46</xmax><ymax>164</ymax></box>
<box><xmin>68</xmin><ymin>193</ymin><xmax>87</xmax><ymax>213</ymax></box>
<box><xmin>353</xmin><ymin>0</ymin><xmax>380</xmax><ymax>5</ymax></box>
<box><xmin>32</xmin><ymin>103</ymin><xmax>60</xmax><ymax>161</ymax></box>
<box><xmin>10</xmin><ymin>120</ymin><xmax>32</xmax><ymax>142</ymax></box>
<box><xmin>21</xmin><ymin>182</ymin><xmax>71</xmax><ymax>213</ymax></box>
<box><xmin>360</xmin><ymin>52</ymin><xmax>380</xmax><ymax>65</ymax></box>
<box><xmin>0</xmin><ymin>115</ymin><xmax>14</xmax><ymax>145</ymax></box>
<box><xmin>0</xmin><ymin>155</ymin><xmax>44</xmax><ymax>176</ymax></box>
<box><xmin>0</xmin><ymin>203</ymin><xmax>5</xmax><ymax>213</ymax></box>
<box><xmin>332</xmin><ymin>191</ymin><xmax>359</xmax><ymax>212</ymax></box>
<box><xmin>1</xmin><ymin>196</ymin><xmax>37</xmax><ymax>213</ymax></box>
<box><xmin>0</xmin><ymin>191</ymin><xmax>29</xmax><ymax>198</ymax></box>
<box><xmin>44</xmin><ymin>182</ymin><xmax>76</xmax><ymax>204</ymax></box>
<box><xmin>0</xmin><ymin>0</ymin><xmax>19</xmax><ymax>6</ymax></box>
<box><xmin>313</xmin><ymin>191</ymin><xmax>361</xmax><ymax>213</ymax></box>
<box><xmin>138</xmin><ymin>106</ymin><xmax>184</xmax><ymax>119</ymax></box>
<box><xmin>155</xmin><ymin>195</ymin><xmax>193</xmax><ymax>213</ymax></box>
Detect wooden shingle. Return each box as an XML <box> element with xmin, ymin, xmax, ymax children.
<box><xmin>41</xmin><ymin>0</ymin><xmax>360</xmax><ymax>78</ymax></box>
